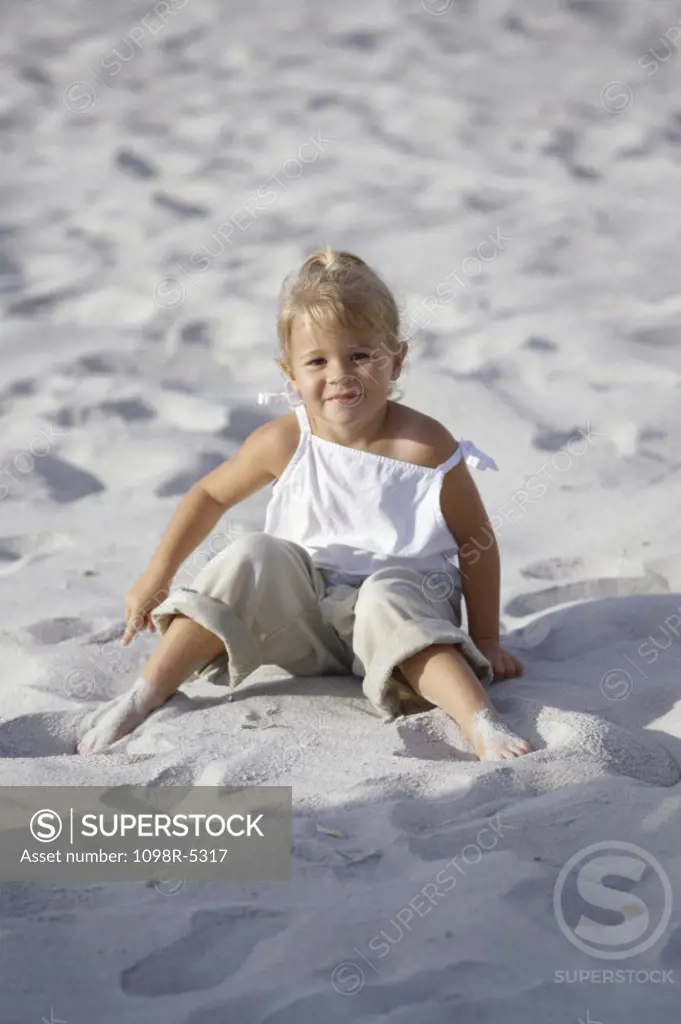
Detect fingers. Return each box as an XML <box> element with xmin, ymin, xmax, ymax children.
<box><xmin>505</xmin><ymin>656</ymin><xmax>524</xmax><ymax>679</ymax></box>
<box><xmin>509</xmin><ymin>653</ymin><xmax>524</xmax><ymax>677</ymax></box>
<box><xmin>121</xmin><ymin>623</ymin><xmax>157</xmax><ymax>646</ymax></box>
<box><xmin>493</xmin><ymin>652</ymin><xmax>524</xmax><ymax>681</ymax></box>
<box><xmin>492</xmin><ymin>653</ymin><xmax>508</xmax><ymax>681</ymax></box>
<box><xmin>121</xmin><ymin>602</ymin><xmax>135</xmax><ymax>646</ymax></box>
<box><xmin>121</xmin><ymin>612</ymin><xmax>149</xmax><ymax>646</ymax></box>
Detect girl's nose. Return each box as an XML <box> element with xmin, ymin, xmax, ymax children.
<box><xmin>329</xmin><ymin>372</ymin><xmax>357</xmax><ymax>388</ymax></box>
<box><xmin>328</xmin><ymin>360</ymin><xmax>355</xmax><ymax>378</ymax></box>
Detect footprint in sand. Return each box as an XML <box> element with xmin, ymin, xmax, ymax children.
<box><xmin>23</xmin><ymin>616</ymin><xmax>93</xmax><ymax>645</ymax></box>
<box><xmin>180</xmin><ymin>964</ymin><xmax>473</xmax><ymax>1023</ymax></box>
<box><xmin>28</xmin><ymin>453</ymin><xmax>105</xmax><ymax>503</ymax></box>
<box><xmin>0</xmin><ymin>712</ymin><xmax>81</xmax><ymax>758</ymax></box>
<box><xmin>239</xmin><ymin>707</ymin><xmax>280</xmax><ymax>730</ymax></box>
<box><xmin>507</xmin><ymin>556</ymin><xmax>670</xmax><ymax>617</ymax></box>
<box><xmin>0</xmin><ymin>377</ymin><xmax>37</xmax><ymax>409</ymax></box>
<box><xmin>120</xmin><ymin>907</ymin><xmax>288</xmax><ymax>996</ymax></box>
<box><xmin>50</xmin><ymin>397</ymin><xmax>156</xmax><ymax>428</ymax></box>
<box><xmin>0</xmin><ymin>532</ymin><xmax>74</xmax><ymax>576</ymax></box>
<box><xmin>61</xmin><ymin>354</ymin><xmax>117</xmax><ymax>376</ymax></box>
<box><xmin>0</xmin><ymin>452</ymin><xmax>105</xmax><ymax>504</ymax></box>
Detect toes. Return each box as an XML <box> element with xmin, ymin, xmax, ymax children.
<box><xmin>499</xmin><ymin>739</ymin><xmax>532</xmax><ymax>759</ymax></box>
<box><xmin>510</xmin><ymin>741</ymin><xmax>532</xmax><ymax>757</ymax></box>
<box><xmin>77</xmin><ymin>730</ymin><xmax>100</xmax><ymax>755</ymax></box>
<box><xmin>473</xmin><ymin>733</ymin><xmax>532</xmax><ymax>761</ymax></box>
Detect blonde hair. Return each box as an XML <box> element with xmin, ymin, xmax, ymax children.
<box><xmin>276</xmin><ymin>248</ymin><xmax>405</xmax><ymax>398</ymax></box>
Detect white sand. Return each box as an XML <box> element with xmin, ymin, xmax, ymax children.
<box><xmin>2</xmin><ymin>0</ymin><xmax>681</xmax><ymax>1020</ymax></box>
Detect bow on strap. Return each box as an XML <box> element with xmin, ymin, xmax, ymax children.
<box><xmin>257</xmin><ymin>391</ymin><xmax>291</xmax><ymax>406</ymax></box>
<box><xmin>458</xmin><ymin>439</ymin><xmax>498</xmax><ymax>472</ymax></box>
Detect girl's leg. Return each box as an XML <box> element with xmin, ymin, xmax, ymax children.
<box><xmin>397</xmin><ymin>643</ymin><xmax>531</xmax><ymax>761</ymax></box>
<box><xmin>77</xmin><ymin>533</ymin><xmax>350</xmax><ymax>755</ymax></box>
<box><xmin>137</xmin><ymin>614</ymin><xmax>226</xmax><ymax>701</ymax></box>
<box><xmin>77</xmin><ymin>616</ymin><xmax>225</xmax><ymax>754</ymax></box>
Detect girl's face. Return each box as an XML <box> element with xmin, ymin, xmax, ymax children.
<box><xmin>285</xmin><ymin>317</ymin><xmax>404</xmax><ymax>422</ymax></box>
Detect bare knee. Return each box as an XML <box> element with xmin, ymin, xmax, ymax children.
<box><xmin>398</xmin><ymin>643</ymin><xmax>451</xmax><ymax>673</ymax></box>
<box><xmin>155</xmin><ymin>611</ymin><xmax>187</xmax><ymax>636</ymax></box>
<box><xmin>160</xmin><ymin>613</ymin><xmax>223</xmax><ymax>654</ymax></box>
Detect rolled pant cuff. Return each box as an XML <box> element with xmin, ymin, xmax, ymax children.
<box><xmin>150</xmin><ymin>588</ymin><xmax>261</xmax><ymax>691</ymax></box>
<box><xmin>362</xmin><ymin>618</ymin><xmax>494</xmax><ymax>720</ymax></box>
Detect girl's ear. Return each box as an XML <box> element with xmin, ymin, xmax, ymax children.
<box><xmin>277</xmin><ymin>359</ymin><xmax>299</xmax><ymax>396</ymax></box>
<box><xmin>392</xmin><ymin>343</ymin><xmax>408</xmax><ymax>379</ymax></box>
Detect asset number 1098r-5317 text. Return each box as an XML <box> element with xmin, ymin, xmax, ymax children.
<box><xmin>133</xmin><ymin>849</ymin><xmax>229</xmax><ymax>863</ymax></box>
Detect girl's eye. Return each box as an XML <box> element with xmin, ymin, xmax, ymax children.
<box><xmin>306</xmin><ymin>353</ymin><xmax>370</xmax><ymax>366</ymax></box>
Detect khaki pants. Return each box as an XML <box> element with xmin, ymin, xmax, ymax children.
<box><xmin>150</xmin><ymin>533</ymin><xmax>493</xmax><ymax>719</ymax></box>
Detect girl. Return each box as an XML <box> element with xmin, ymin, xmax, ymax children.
<box><xmin>77</xmin><ymin>249</ymin><xmax>531</xmax><ymax>761</ymax></box>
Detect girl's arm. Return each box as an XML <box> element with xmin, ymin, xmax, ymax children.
<box><xmin>439</xmin><ymin>443</ymin><xmax>500</xmax><ymax>642</ymax></box>
<box><xmin>147</xmin><ymin>419</ymin><xmax>281</xmax><ymax>578</ymax></box>
<box><xmin>458</xmin><ymin>536</ymin><xmax>500</xmax><ymax>643</ymax></box>
<box><xmin>121</xmin><ymin>418</ymin><xmax>289</xmax><ymax>648</ymax></box>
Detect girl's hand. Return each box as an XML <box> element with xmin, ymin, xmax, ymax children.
<box><xmin>121</xmin><ymin>566</ymin><xmax>174</xmax><ymax>646</ymax></box>
<box><xmin>474</xmin><ymin>638</ymin><xmax>524</xmax><ymax>682</ymax></box>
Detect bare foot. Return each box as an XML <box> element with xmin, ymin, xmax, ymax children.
<box><xmin>77</xmin><ymin>678</ymin><xmax>164</xmax><ymax>754</ymax></box>
<box><xmin>469</xmin><ymin>707</ymin><xmax>532</xmax><ymax>762</ymax></box>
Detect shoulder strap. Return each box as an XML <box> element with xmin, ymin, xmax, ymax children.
<box><xmin>437</xmin><ymin>439</ymin><xmax>498</xmax><ymax>473</ymax></box>
<box><xmin>295</xmin><ymin>402</ymin><xmax>311</xmax><ymax>434</ymax></box>
<box><xmin>437</xmin><ymin>448</ymin><xmax>463</xmax><ymax>473</ymax></box>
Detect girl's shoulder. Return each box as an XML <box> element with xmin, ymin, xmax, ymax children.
<box><xmin>386</xmin><ymin>403</ymin><xmax>458</xmax><ymax>469</ymax></box>
<box><xmin>388</xmin><ymin>402</ymin><xmax>453</xmax><ymax>440</ymax></box>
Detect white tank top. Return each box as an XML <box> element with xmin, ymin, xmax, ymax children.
<box><xmin>263</xmin><ymin>403</ymin><xmax>498</xmax><ymax>586</ymax></box>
